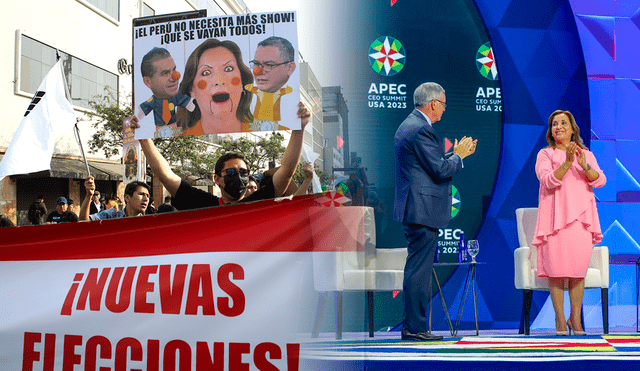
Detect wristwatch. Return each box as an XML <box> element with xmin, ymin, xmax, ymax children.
<box><xmin>154</xmin><ymin>126</ymin><xmax>183</xmax><ymax>138</ymax></box>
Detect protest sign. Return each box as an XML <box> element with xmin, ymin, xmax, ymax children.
<box><xmin>123</xmin><ymin>120</ymin><xmax>146</xmax><ymax>183</ymax></box>
<box><xmin>0</xmin><ymin>196</ymin><xmax>370</xmax><ymax>370</ymax></box>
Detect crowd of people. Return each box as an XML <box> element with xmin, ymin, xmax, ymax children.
<box><xmin>3</xmin><ymin>103</ymin><xmax>312</xmax><ymax>226</ymax></box>
<box><xmin>2</xmin><ymin>78</ymin><xmax>607</xmax><ymax>343</ymax></box>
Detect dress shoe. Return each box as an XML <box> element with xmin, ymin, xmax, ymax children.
<box><xmin>556</xmin><ymin>323</ymin><xmax>569</xmax><ymax>336</ymax></box>
<box><xmin>401</xmin><ymin>328</ymin><xmax>444</xmax><ymax>341</ymax></box>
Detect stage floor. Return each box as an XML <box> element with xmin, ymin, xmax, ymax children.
<box><xmin>298</xmin><ymin>330</ymin><xmax>640</xmax><ymax>370</ymax></box>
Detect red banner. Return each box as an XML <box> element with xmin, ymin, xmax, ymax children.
<box><xmin>0</xmin><ymin>196</ymin><xmax>371</xmax><ymax>371</ymax></box>
<box><xmin>0</xmin><ymin>194</ymin><xmax>369</xmax><ymax>260</ymax></box>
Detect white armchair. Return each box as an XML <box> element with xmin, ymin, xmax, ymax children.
<box><xmin>514</xmin><ymin>207</ymin><xmax>609</xmax><ymax>334</ymax></box>
<box><xmin>310</xmin><ymin>206</ymin><xmax>407</xmax><ymax>339</ymax></box>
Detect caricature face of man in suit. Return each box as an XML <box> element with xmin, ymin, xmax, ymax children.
<box><xmin>143</xmin><ymin>57</ymin><xmax>180</xmax><ymax>99</ymax></box>
<box><xmin>252</xmin><ymin>45</ymin><xmax>296</xmax><ymax>93</ymax></box>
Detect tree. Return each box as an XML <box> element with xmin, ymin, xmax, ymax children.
<box><xmin>214</xmin><ymin>133</ymin><xmax>286</xmax><ymax>175</ymax></box>
<box><xmin>84</xmin><ymin>92</ymin><xmax>131</xmax><ymax>159</ymax></box>
<box><xmin>153</xmin><ymin>137</ymin><xmax>217</xmax><ymax>180</ymax></box>
<box><xmin>292</xmin><ymin>161</ymin><xmax>333</xmax><ymax>192</ymax></box>
<box><xmin>85</xmin><ymin>92</ymin><xmax>292</xmax><ymax>182</ymax></box>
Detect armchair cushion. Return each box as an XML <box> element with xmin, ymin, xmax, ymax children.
<box><xmin>514</xmin><ymin>207</ymin><xmax>609</xmax><ymax>290</ymax></box>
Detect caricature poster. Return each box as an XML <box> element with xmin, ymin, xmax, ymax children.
<box><xmin>132</xmin><ymin>12</ymin><xmax>300</xmax><ymax>139</ymax></box>
<box><xmin>122</xmin><ymin>122</ymin><xmax>146</xmax><ymax>183</ymax></box>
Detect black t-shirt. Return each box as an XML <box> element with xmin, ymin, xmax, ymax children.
<box><xmin>45</xmin><ymin>211</ymin><xmax>79</xmax><ymax>224</ymax></box>
<box><xmin>172</xmin><ymin>176</ymin><xmax>276</xmax><ymax>211</ymax></box>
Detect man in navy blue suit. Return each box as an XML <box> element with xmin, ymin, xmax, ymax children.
<box><xmin>394</xmin><ymin>82</ymin><xmax>477</xmax><ymax>341</ymax></box>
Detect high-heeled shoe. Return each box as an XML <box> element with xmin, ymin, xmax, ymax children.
<box><xmin>567</xmin><ymin>322</ymin><xmax>587</xmax><ymax>336</ymax></box>
<box><xmin>556</xmin><ymin>323</ymin><xmax>569</xmax><ymax>336</ymax></box>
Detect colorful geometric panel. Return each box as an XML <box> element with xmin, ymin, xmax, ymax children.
<box><xmin>300</xmin><ymin>334</ymin><xmax>640</xmax><ymax>356</ymax></box>
<box><xmin>575</xmin><ymin>15</ymin><xmax>616</xmax><ymax>60</ymax></box>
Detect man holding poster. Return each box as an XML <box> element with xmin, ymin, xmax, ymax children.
<box><xmin>129</xmin><ymin>101</ymin><xmax>310</xmax><ymax>207</ymax></box>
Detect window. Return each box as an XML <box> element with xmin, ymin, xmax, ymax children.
<box><xmin>84</xmin><ymin>0</ymin><xmax>119</xmax><ymax>21</ymax></box>
<box><xmin>19</xmin><ymin>34</ymin><xmax>119</xmax><ymax>110</ymax></box>
<box><xmin>142</xmin><ymin>2</ymin><xmax>155</xmax><ymax>16</ymax></box>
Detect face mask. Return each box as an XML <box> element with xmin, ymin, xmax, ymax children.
<box><xmin>223</xmin><ymin>173</ymin><xmax>249</xmax><ymax>200</ymax></box>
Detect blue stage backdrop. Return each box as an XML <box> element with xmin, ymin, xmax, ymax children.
<box><xmin>299</xmin><ymin>0</ymin><xmax>640</xmax><ymax>332</ymax></box>
<box><xmin>447</xmin><ymin>0</ymin><xmax>640</xmax><ymax>331</ymax></box>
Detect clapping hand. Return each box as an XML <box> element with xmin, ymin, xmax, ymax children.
<box><xmin>565</xmin><ymin>142</ymin><xmax>577</xmax><ymax>164</ymax></box>
<box><xmin>575</xmin><ymin>145</ymin><xmax>588</xmax><ymax>169</ymax></box>
<box><xmin>453</xmin><ymin>136</ymin><xmax>478</xmax><ymax>160</ymax></box>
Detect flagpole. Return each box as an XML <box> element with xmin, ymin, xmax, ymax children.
<box><xmin>57</xmin><ymin>50</ymin><xmax>91</xmax><ymax>178</ymax></box>
<box><xmin>74</xmin><ymin>123</ymin><xmax>91</xmax><ymax>178</ymax></box>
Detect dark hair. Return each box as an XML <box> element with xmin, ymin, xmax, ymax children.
<box><xmin>546</xmin><ymin>110</ymin><xmax>587</xmax><ymax>149</ymax></box>
<box><xmin>164</xmin><ymin>196</ymin><xmax>172</xmax><ymax>203</ymax></box>
<box><xmin>140</xmin><ymin>47</ymin><xmax>172</xmax><ymax>78</ymax></box>
<box><xmin>215</xmin><ymin>153</ymin><xmax>245</xmax><ymax>175</ymax></box>
<box><xmin>36</xmin><ymin>195</ymin><xmax>44</xmax><ymax>200</ymax></box>
<box><xmin>257</xmin><ymin>36</ymin><xmax>295</xmax><ymax>62</ymax></box>
<box><xmin>177</xmin><ymin>39</ymin><xmax>254</xmax><ymax>129</ymax></box>
<box><xmin>124</xmin><ymin>181</ymin><xmax>150</xmax><ymax>197</ymax></box>
<box><xmin>0</xmin><ymin>216</ymin><xmax>15</xmax><ymax>227</ymax></box>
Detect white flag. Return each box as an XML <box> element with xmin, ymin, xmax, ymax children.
<box><xmin>0</xmin><ymin>60</ymin><xmax>77</xmax><ymax>181</ymax></box>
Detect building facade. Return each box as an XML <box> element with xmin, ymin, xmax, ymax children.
<box><xmin>321</xmin><ymin>86</ymin><xmax>349</xmax><ymax>178</ymax></box>
<box><xmin>0</xmin><ymin>0</ymin><xmax>255</xmax><ymax>225</ymax></box>
<box><xmin>299</xmin><ymin>62</ymin><xmax>324</xmax><ymax>171</ymax></box>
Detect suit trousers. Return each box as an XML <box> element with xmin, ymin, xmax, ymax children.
<box><xmin>402</xmin><ymin>223</ymin><xmax>438</xmax><ymax>333</ymax></box>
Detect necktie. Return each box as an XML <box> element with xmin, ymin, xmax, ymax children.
<box><xmin>162</xmin><ymin>99</ymin><xmax>171</xmax><ymax>125</ymax></box>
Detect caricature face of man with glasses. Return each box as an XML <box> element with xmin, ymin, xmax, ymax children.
<box><xmin>251</xmin><ymin>43</ymin><xmax>296</xmax><ymax>93</ymax></box>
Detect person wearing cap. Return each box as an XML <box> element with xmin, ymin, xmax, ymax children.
<box><xmin>45</xmin><ymin>197</ymin><xmax>79</xmax><ymax>224</ymax></box>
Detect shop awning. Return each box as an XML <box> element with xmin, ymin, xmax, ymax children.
<box><xmin>1</xmin><ymin>155</ymin><xmax>123</xmax><ymax>181</ymax></box>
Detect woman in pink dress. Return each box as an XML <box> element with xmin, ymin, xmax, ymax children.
<box><xmin>532</xmin><ymin>110</ymin><xmax>606</xmax><ymax>335</ymax></box>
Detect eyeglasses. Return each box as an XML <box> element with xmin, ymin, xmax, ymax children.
<box><xmin>222</xmin><ymin>168</ymin><xmax>249</xmax><ymax>177</ymax></box>
<box><xmin>249</xmin><ymin>60</ymin><xmax>293</xmax><ymax>72</ymax></box>
<box><xmin>433</xmin><ymin>99</ymin><xmax>447</xmax><ymax>109</ymax></box>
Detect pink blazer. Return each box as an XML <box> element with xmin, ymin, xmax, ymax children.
<box><xmin>532</xmin><ymin>147</ymin><xmax>606</xmax><ymax>247</ymax></box>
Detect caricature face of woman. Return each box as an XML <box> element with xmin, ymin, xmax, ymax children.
<box><xmin>191</xmin><ymin>47</ymin><xmax>244</xmax><ymax>132</ymax></box>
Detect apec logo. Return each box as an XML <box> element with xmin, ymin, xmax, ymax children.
<box><xmin>451</xmin><ymin>184</ymin><xmax>461</xmax><ymax>218</ymax></box>
<box><xmin>368</xmin><ymin>36</ymin><xmax>405</xmax><ymax>76</ymax></box>
<box><xmin>476</xmin><ymin>42</ymin><xmax>498</xmax><ymax>80</ymax></box>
